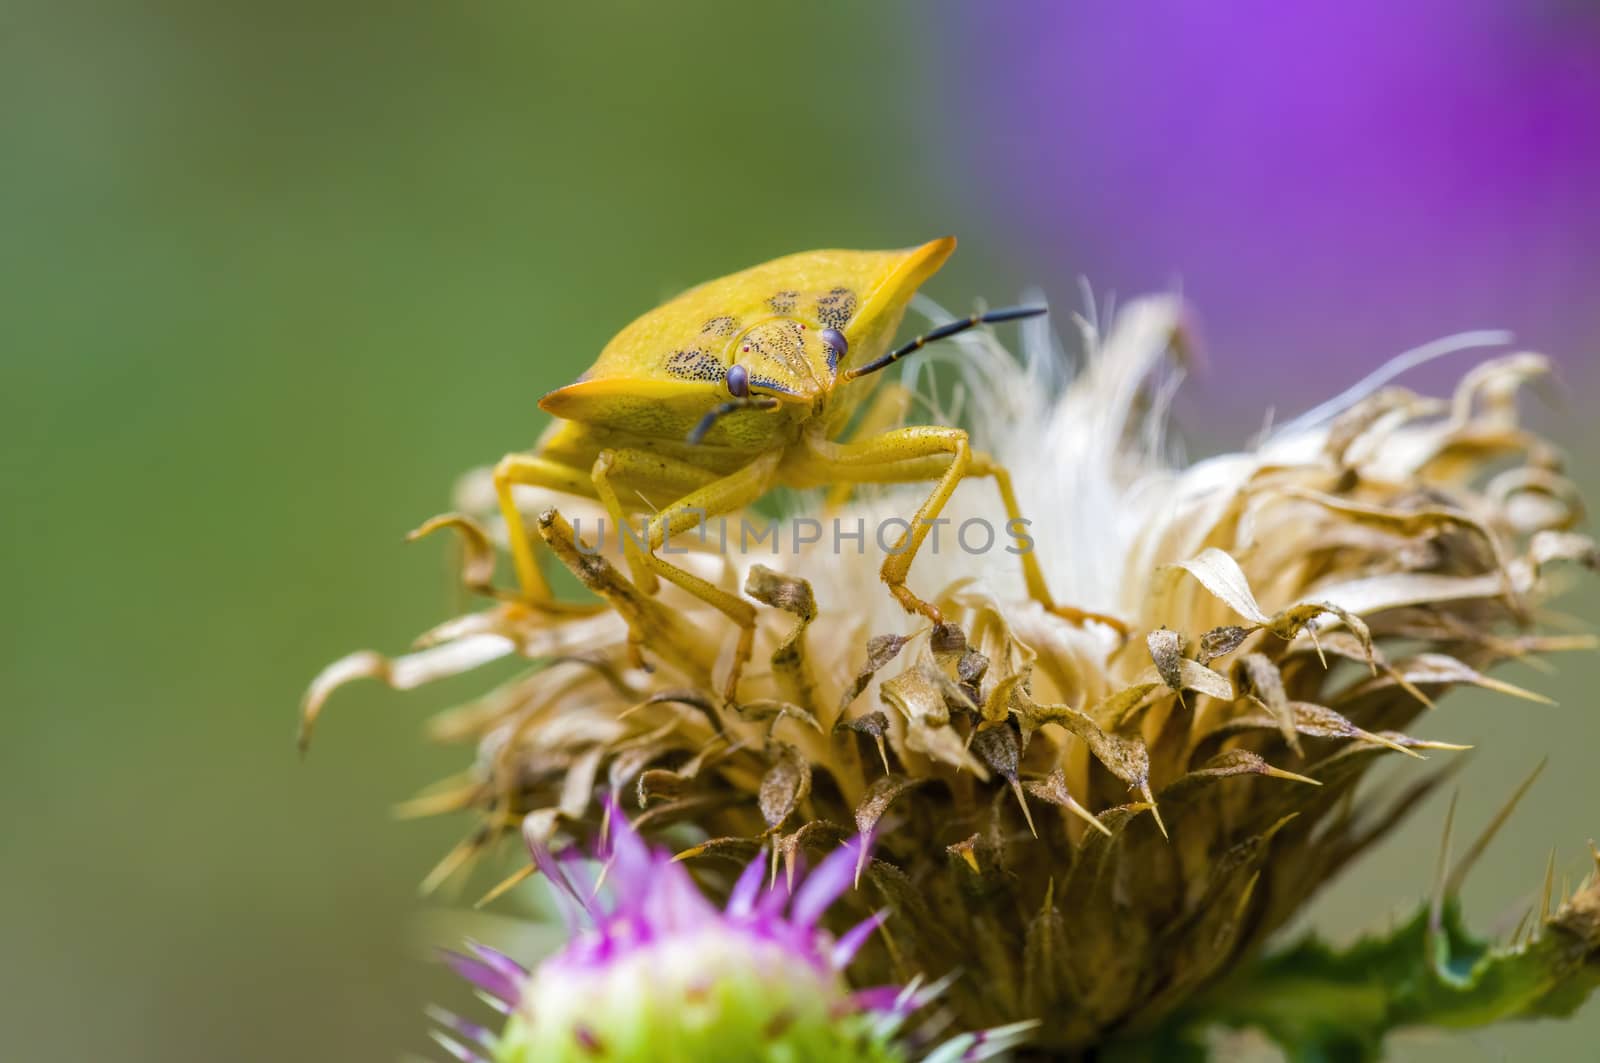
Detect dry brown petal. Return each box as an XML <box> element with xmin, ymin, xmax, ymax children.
<box><xmin>854</xmin><ymin>774</ymin><xmax>930</xmax><ymax>837</ymax></box>
<box><xmin>1324</xmin><ymin>386</ymin><xmax>1442</xmax><ymax>465</ymax></box>
<box><xmin>636</xmin><ymin>767</ymin><xmax>689</xmax><ymax>807</ymax></box>
<box><xmin>1196</xmin><ymin>625</ymin><xmax>1252</xmax><ymax>665</ymax></box>
<box><xmin>1288</xmin><ymin>702</ymin><xmax>1425</xmax><ymax>758</ymax></box>
<box><xmin>407</xmin><ymin>512</ymin><xmax>501</xmax><ymax>598</ymax></box>
<box><xmin>903</xmin><ymin>718</ymin><xmax>988</xmax><ymax>778</ymax></box>
<box><xmin>672</xmin><ymin>835</ymin><xmax>762</xmax><ymax>867</ymax></box>
<box><xmin>633</xmin><ymin>689</ymin><xmax>726</xmax><ymax>736</ymax></box>
<box><xmin>1338</xmin><ymin>652</ymin><xmax>1554</xmax><ymax>706</ymax></box>
<box><xmin>394</xmin><ymin>774</ymin><xmax>486</xmax><ymax>821</ymax></box>
<box><xmin>1277</xmin><ymin>486</ymin><xmax>1503</xmax><ymax>559</ymax></box>
<box><xmin>1486</xmin><ymin>466</ymin><xmax>1586</xmax><ymax>532</ymax></box>
<box><xmin>1021</xmin><ymin>694</ymin><xmax>1161</xmax><ymax>835</ymax></box>
<box><xmin>982</xmin><ymin>671</ymin><xmax>1027</xmax><ymax>727</ymax></box>
<box><xmin>1104</xmin><ymin>660</ymin><xmax>1232</xmax><ymax>729</ymax></box>
<box><xmin>773</xmin><ymin>819</ymin><xmax>851</xmax><ymax>889</ymax></box>
<box><xmin>631</xmin><ymin>794</ymin><xmax>741</xmax><ymax>833</ymax></box>
<box><xmin>1272</xmin><ymin>602</ymin><xmax>1373</xmax><ymax>666</ymax></box>
<box><xmin>1314</xmin><ymin>569</ymin><xmax>1513</xmax><ymax>618</ymax></box>
<box><xmin>880</xmin><ymin>665</ymin><xmax>985</xmax><ymax>776</ymax></box>
<box><xmin>1234</xmin><ymin>652</ymin><xmax>1301</xmax><ymax>755</ymax></box>
<box><xmin>1170</xmin><ymin>547</ymin><xmax>1273</xmax><ymax>625</ymax></box>
<box><xmin>1023</xmin><ymin>768</ymin><xmax>1111</xmax><ymax>838</ymax></box>
<box><xmin>1076</xmin><ymin>681</ymin><xmax>1161</xmax><ymax>731</ymax></box>
<box><xmin>880</xmin><ymin>667</ymin><xmax>954</xmax><ymax>728</ymax></box>
<box><xmin>1528</xmin><ymin>529</ymin><xmax>1600</xmax><ymax>571</ymax></box>
<box><xmin>299</xmin><ymin>636</ymin><xmax>518</xmax><ymax>752</ymax></box>
<box><xmin>931</xmin><ymin>622</ymin><xmax>968</xmax><ymax>659</ymax></box>
<box><xmin>736</xmin><ymin>698</ymin><xmax>824</xmax><ymax>736</ymax></box>
<box><xmin>744</xmin><ymin>564</ymin><xmax>821</xmax><ymax>712</ymax></box>
<box><xmin>1159</xmin><ymin>750</ymin><xmax>1319</xmax><ymax>803</ymax></box>
<box><xmin>1164</xmin><ymin>548</ymin><xmax>1374</xmax><ymax>672</ymax></box>
<box><xmin>758</xmin><ymin>743</ymin><xmax>812</xmax><ymax>830</ymax></box>
<box><xmin>559</xmin><ymin>745</ymin><xmax>605</xmax><ymax>819</ymax></box>
<box><xmin>957</xmin><ymin>649</ymin><xmax>990</xmax><ymax>686</ymax></box>
<box><xmin>1147</xmin><ymin>628</ymin><xmax>1185</xmax><ymax>691</ymax></box>
<box><xmin>972</xmin><ymin>723</ymin><xmax>1038</xmax><ymax>836</ymax></box>
<box><xmin>834</xmin><ymin>710</ymin><xmax>893</xmax><ymax>775</ymax></box>
<box><xmin>837</xmin><ymin>633</ymin><xmax>910</xmax><ymax>719</ymax></box>
<box><xmin>605</xmin><ymin>721</ymin><xmax>693</xmax><ymax>792</ymax></box>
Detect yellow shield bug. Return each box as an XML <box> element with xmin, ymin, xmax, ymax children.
<box><xmin>487</xmin><ymin>237</ymin><xmax>1123</xmax><ymax>699</ymax></box>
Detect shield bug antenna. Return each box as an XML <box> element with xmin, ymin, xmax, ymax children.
<box><xmin>841</xmin><ymin>304</ymin><xmax>1048</xmax><ymax>382</ymax></box>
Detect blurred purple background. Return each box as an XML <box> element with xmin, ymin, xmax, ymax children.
<box><xmin>943</xmin><ymin>0</ymin><xmax>1599</xmax><ymax>419</ymax></box>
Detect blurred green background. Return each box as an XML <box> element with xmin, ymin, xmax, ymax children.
<box><xmin>3</xmin><ymin>3</ymin><xmax>1594</xmax><ymax>1060</ymax></box>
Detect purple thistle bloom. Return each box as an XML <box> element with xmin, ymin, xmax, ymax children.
<box><xmin>433</xmin><ymin>804</ymin><xmax>1031</xmax><ymax>1062</ymax></box>
<box><xmin>532</xmin><ymin>809</ymin><xmax>871</xmax><ymax>980</ymax></box>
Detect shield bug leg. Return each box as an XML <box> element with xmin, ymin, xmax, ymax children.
<box><xmin>588</xmin><ymin>448</ymin><xmax>725</xmax><ymax>596</ymax></box>
<box><xmin>822</xmin><ymin>381</ymin><xmax>917</xmax><ymax>512</ymax></box>
<box><xmin>799</xmin><ymin>424</ymin><xmax>978</xmax><ymax>624</ymax></box>
<box><xmin>800</xmin><ymin>426</ymin><xmax>1128</xmax><ymax>634</ymax></box>
<box><xmin>492</xmin><ymin>452</ymin><xmax>598</xmax><ymax>605</ymax></box>
<box><xmin>590</xmin><ymin>448</ymin><xmax>782</xmax><ymax>702</ymax></box>
<box><xmin>965</xmin><ymin>453</ymin><xmax>1129</xmax><ymax>635</ymax></box>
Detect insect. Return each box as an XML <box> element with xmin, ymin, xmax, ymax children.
<box><xmin>492</xmin><ymin>237</ymin><xmax>1123</xmax><ymax>699</ymax></box>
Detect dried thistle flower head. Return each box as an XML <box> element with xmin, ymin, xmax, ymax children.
<box><xmin>306</xmin><ymin>297</ymin><xmax>1599</xmax><ymax>1056</ymax></box>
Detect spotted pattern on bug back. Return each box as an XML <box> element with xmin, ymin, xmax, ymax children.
<box><xmin>538</xmin><ymin>240</ymin><xmax>956</xmax><ymax>445</ymax></box>
<box><xmin>664</xmin><ymin>347</ymin><xmax>725</xmax><ymax>383</ymax></box>
<box><xmin>767</xmin><ymin>290</ymin><xmax>798</xmax><ymax>314</ymax></box>
<box><xmin>815</xmin><ymin>287</ymin><xmax>857</xmax><ymax>330</ymax></box>
<box><xmin>740</xmin><ymin>319</ymin><xmax>809</xmax><ymax>394</ymax></box>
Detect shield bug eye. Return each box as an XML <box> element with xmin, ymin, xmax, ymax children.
<box><xmin>726</xmin><ymin>363</ymin><xmax>751</xmax><ymax>398</ymax></box>
<box><xmin>819</xmin><ymin>328</ymin><xmax>848</xmax><ymax>364</ymax></box>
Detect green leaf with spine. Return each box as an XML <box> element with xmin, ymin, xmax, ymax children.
<box><xmin>1143</xmin><ymin>852</ymin><xmax>1600</xmax><ymax>1061</ymax></box>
